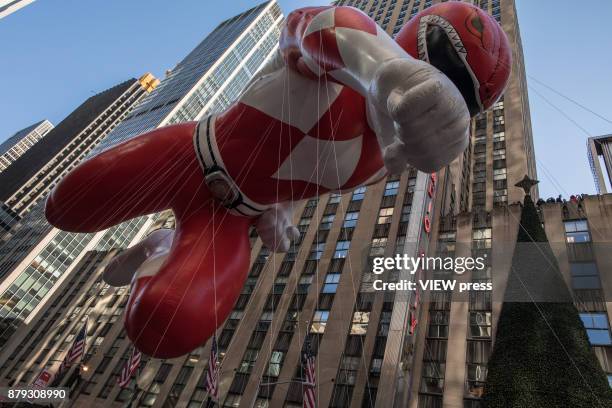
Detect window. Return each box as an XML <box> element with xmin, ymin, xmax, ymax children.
<box><xmin>564</xmin><ymin>220</ymin><xmax>590</xmax><ymax>243</ymax></box>
<box><xmin>334</xmin><ymin>241</ymin><xmax>351</xmax><ymax>258</ymax></box>
<box><xmin>320</xmin><ymin>214</ymin><xmax>335</xmax><ymax>230</ymax></box>
<box><xmin>267</xmin><ymin>351</ymin><xmax>284</xmax><ymax>377</ymax></box>
<box><xmin>329</xmin><ymin>193</ymin><xmax>342</xmax><ymax>204</ymax></box>
<box><xmin>421</xmin><ymin>362</ymin><xmax>445</xmax><ymax>394</ymax></box>
<box><xmin>230</xmin><ymin>311</ymin><xmax>244</xmax><ymax>320</ymax></box>
<box><xmin>370</xmin><ymin>358</ymin><xmax>382</xmax><ymax>376</ymax></box>
<box><xmin>298</xmin><ymin>275</ymin><xmax>313</xmax><ymax>294</ymax></box>
<box><xmin>428</xmin><ymin>311</ymin><xmax>449</xmax><ymax>338</ymax></box>
<box><xmin>493</xmin><ymin>149</ymin><xmax>506</xmax><ymax>160</ymax></box>
<box><xmin>369</xmin><ymin>237</ymin><xmax>388</xmax><ymax>256</ymax></box>
<box><xmin>350</xmin><ymin>311</ymin><xmax>370</xmax><ymax>335</ymax></box>
<box><xmin>580</xmin><ymin>313</ymin><xmax>612</xmax><ymax>345</ymax></box>
<box><xmin>472</xmin><ymin>229</ymin><xmax>491</xmax><ymax>249</ymax></box>
<box><xmin>139</xmin><ymin>363</ymin><xmax>171</xmax><ymax>406</ymax></box>
<box><xmin>311</xmin><ymin>310</ymin><xmax>329</xmax><ymax>333</ymax></box>
<box><xmin>437</xmin><ymin>232</ymin><xmax>456</xmax><ymax>254</ymax></box>
<box><xmin>465</xmin><ymin>340</ymin><xmax>490</xmax><ymax>398</ymax></box>
<box><xmin>272</xmin><ymin>276</ymin><xmax>288</xmax><ymax>293</ymax></box>
<box><xmin>337</xmin><ymin>356</ymin><xmax>360</xmax><ymax>385</ymax></box>
<box><xmin>407</xmin><ymin>177</ymin><xmax>417</xmax><ymax>193</ymax></box>
<box><xmin>493</xmin><ymin>189</ymin><xmax>507</xmax><ymax>203</ymax></box>
<box><xmin>343</xmin><ymin>212</ymin><xmax>359</xmax><ymax>228</ymax></box>
<box><xmin>493</xmin><ymin>168</ymin><xmax>506</xmax><ymax>180</ymax></box>
<box><xmin>473</xmin><ymin>170</ymin><xmax>486</xmax><ymax>183</ymax></box>
<box><xmin>419</xmin><ymin>395</ymin><xmax>443</xmax><ymax>408</ymax></box>
<box><xmin>570</xmin><ymin>263</ymin><xmax>601</xmax><ymax>289</ymax></box>
<box><xmin>475</xmin><ymin>118</ymin><xmax>486</xmax><ymax>130</ymax></box>
<box><xmin>377</xmin><ymin>208</ymin><xmax>394</xmax><ymax>224</ymax></box>
<box><xmin>493</xmin><ymin>158</ymin><xmax>506</xmax><ymax>169</ymax></box>
<box><xmin>351</xmin><ymin>186</ymin><xmax>366</xmax><ymax>201</ymax></box>
<box><xmin>308</xmin><ymin>243</ymin><xmax>325</xmax><ymax>260</ymax></box>
<box><xmin>401</xmin><ymin>204</ymin><xmax>412</xmax><ymax>222</ymax></box>
<box><xmin>167</xmin><ymin>366</ymin><xmax>194</xmax><ymax>404</ymax></box>
<box><xmin>298</xmin><ymin>217</ymin><xmax>311</xmax><ymax>233</ymax></box>
<box><xmin>223</xmin><ymin>393</ymin><xmax>241</xmax><ymax>407</ymax></box>
<box><xmin>469</xmin><ymin>312</ymin><xmax>492</xmax><ymax>338</ymax></box>
<box><xmin>238</xmin><ymin>348</ymin><xmax>259</xmax><ymax>374</ymax></box>
<box><xmin>323</xmin><ymin>273</ymin><xmax>341</xmax><ymax>293</ymax></box>
<box><xmin>473</xmin><ymin>182</ymin><xmax>485</xmax><ymax>193</ymax></box>
<box><xmin>384</xmin><ymin>181</ymin><xmax>400</xmax><ymax>196</ymax></box>
<box><xmin>493</xmin><ymin>179</ymin><xmax>507</xmax><ymax>190</ymax></box>
<box><xmin>260</xmin><ymin>311</ymin><xmax>274</xmax><ymax>322</ymax></box>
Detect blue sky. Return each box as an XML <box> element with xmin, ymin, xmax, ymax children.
<box><xmin>0</xmin><ymin>0</ymin><xmax>610</xmax><ymax>199</ymax></box>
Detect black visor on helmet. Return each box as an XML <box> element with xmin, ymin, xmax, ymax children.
<box><xmin>426</xmin><ymin>25</ymin><xmax>480</xmax><ymax>117</ymax></box>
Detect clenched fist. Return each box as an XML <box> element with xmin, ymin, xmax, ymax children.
<box><xmin>368</xmin><ymin>58</ymin><xmax>470</xmax><ymax>173</ymax></box>
<box><xmin>255</xmin><ymin>202</ymin><xmax>300</xmax><ymax>253</ymax></box>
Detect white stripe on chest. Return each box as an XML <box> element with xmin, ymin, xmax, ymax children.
<box><xmin>240</xmin><ymin>67</ymin><xmax>343</xmax><ymax>134</ymax></box>
<box><xmin>273</xmin><ymin>133</ymin><xmax>363</xmax><ymax>190</ymax></box>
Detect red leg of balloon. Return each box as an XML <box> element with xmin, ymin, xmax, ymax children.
<box><xmin>45</xmin><ymin>122</ymin><xmax>205</xmax><ymax>233</ymax></box>
<box><xmin>125</xmin><ymin>202</ymin><xmax>251</xmax><ymax>358</ymax></box>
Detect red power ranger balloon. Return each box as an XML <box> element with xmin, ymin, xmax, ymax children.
<box><xmin>46</xmin><ymin>2</ymin><xmax>510</xmax><ymax>358</ymax></box>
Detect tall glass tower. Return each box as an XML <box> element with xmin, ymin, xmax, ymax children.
<box><xmin>0</xmin><ymin>0</ymin><xmax>283</xmax><ymax>350</ymax></box>
<box><xmin>0</xmin><ymin>120</ymin><xmax>54</xmax><ymax>174</ymax></box>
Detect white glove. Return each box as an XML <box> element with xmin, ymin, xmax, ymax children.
<box><xmin>255</xmin><ymin>202</ymin><xmax>300</xmax><ymax>253</ymax></box>
<box><xmin>103</xmin><ymin>228</ymin><xmax>174</xmax><ymax>286</ymax></box>
<box><xmin>367</xmin><ymin>58</ymin><xmax>470</xmax><ymax>173</ymax></box>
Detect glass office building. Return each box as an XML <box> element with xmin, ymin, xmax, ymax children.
<box><xmin>0</xmin><ymin>0</ymin><xmax>283</xmax><ymax>351</ymax></box>
<box><xmin>0</xmin><ymin>77</ymin><xmax>157</xmax><ymax>346</ymax></box>
<box><xmin>0</xmin><ymin>120</ymin><xmax>54</xmax><ymax>174</ymax></box>
<box><xmin>95</xmin><ymin>0</ymin><xmax>282</xmax><ymax>152</ymax></box>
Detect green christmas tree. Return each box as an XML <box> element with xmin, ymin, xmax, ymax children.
<box><xmin>483</xmin><ymin>176</ymin><xmax>612</xmax><ymax>407</ymax></box>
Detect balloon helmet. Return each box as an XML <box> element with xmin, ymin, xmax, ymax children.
<box><xmin>396</xmin><ymin>2</ymin><xmax>512</xmax><ymax>116</ymax></box>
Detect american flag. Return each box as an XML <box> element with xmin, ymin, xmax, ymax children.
<box><xmin>117</xmin><ymin>346</ymin><xmax>142</xmax><ymax>388</ymax></box>
<box><xmin>204</xmin><ymin>335</ymin><xmax>219</xmax><ymax>399</ymax></box>
<box><xmin>302</xmin><ymin>337</ymin><xmax>316</xmax><ymax>408</ymax></box>
<box><xmin>411</xmin><ymin>289</ymin><xmax>420</xmax><ymax>310</ymax></box>
<box><xmin>59</xmin><ymin>319</ymin><xmax>88</xmax><ymax>373</ymax></box>
<box><xmin>409</xmin><ymin>311</ymin><xmax>418</xmax><ymax>335</ymax></box>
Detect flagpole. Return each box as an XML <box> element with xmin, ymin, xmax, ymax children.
<box><xmin>75</xmin><ymin>316</ymin><xmax>90</xmax><ymax>399</ymax></box>
<box><xmin>80</xmin><ymin>316</ymin><xmax>89</xmax><ymax>367</ymax></box>
<box><xmin>126</xmin><ymin>347</ymin><xmax>143</xmax><ymax>408</ymax></box>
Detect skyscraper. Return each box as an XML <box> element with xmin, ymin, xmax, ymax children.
<box><xmin>0</xmin><ymin>75</ymin><xmax>159</xmax><ymax>344</ymax></box>
<box><xmin>0</xmin><ymin>120</ymin><xmax>53</xmax><ymax>174</ymax></box>
<box><xmin>587</xmin><ymin>134</ymin><xmax>612</xmax><ymax>194</ymax></box>
<box><xmin>0</xmin><ymin>0</ymin><xmax>283</xmax><ymax>376</ymax></box>
<box><xmin>0</xmin><ymin>75</ymin><xmax>157</xmax><ymax>220</ymax></box>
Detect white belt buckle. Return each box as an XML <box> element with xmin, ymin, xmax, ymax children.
<box><xmin>205</xmin><ymin>169</ymin><xmax>240</xmax><ymax>207</ymax></box>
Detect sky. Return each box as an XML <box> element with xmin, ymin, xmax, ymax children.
<box><xmin>0</xmin><ymin>0</ymin><xmax>611</xmax><ymax>199</ymax></box>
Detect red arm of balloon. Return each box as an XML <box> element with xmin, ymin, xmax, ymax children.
<box><xmin>279</xmin><ymin>6</ymin><xmax>335</xmax><ymax>79</ymax></box>
<box><xmin>279</xmin><ymin>6</ymin><xmax>413</xmax><ymax>95</ymax></box>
